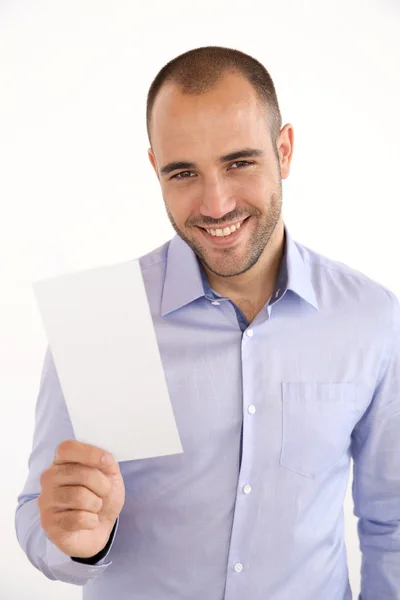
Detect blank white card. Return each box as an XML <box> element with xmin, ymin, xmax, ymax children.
<box><xmin>33</xmin><ymin>260</ymin><xmax>183</xmax><ymax>462</ymax></box>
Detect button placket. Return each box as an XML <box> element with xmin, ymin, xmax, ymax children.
<box><xmin>223</xmin><ymin>321</ymin><xmax>260</xmax><ymax>597</ymax></box>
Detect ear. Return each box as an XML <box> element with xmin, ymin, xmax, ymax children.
<box><xmin>148</xmin><ymin>148</ymin><xmax>159</xmax><ymax>181</ymax></box>
<box><xmin>277</xmin><ymin>124</ymin><xmax>294</xmax><ymax>180</ymax></box>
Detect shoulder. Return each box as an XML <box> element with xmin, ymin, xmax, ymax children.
<box><xmin>138</xmin><ymin>240</ymin><xmax>170</xmax><ymax>273</ymax></box>
<box><xmin>134</xmin><ymin>240</ymin><xmax>172</xmax><ymax>312</ymax></box>
<box><xmin>297</xmin><ymin>240</ymin><xmax>399</xmax><ymax>320</ymax></box>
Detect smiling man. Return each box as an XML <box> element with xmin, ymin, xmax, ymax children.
<box><xmin>148</xmin><ymin>60</ymin><xmax>287</xmax><ymax>324</ymax></box>
<box><xmin>16</xmin><ymin>46</ymin><xmax>400</xmax><ymax>600</ymax></box>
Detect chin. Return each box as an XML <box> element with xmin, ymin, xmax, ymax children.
<box><xmin>203</xmin><ymin>258</ymin><xmax>249</xmax><ymax>278</ymax></box>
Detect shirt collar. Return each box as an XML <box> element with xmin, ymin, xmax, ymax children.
<box><xmin>161</xmin><ymin>223</ymin><xmax>318</xmax><ymax>316</ymax></box>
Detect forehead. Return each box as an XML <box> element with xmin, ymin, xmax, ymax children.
<box><xmin>150</xmin><ymin>73</ymin><xmax>270</xmax><ymax>157</ymax></box>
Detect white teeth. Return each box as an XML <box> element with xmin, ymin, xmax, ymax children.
<box><xmin>205</xmin><ymin>220</ymin><xmax>244</xmax><ymax>237</ymax></box>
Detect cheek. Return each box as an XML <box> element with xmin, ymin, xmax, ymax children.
<box><xmin>254</xmin><ymin>169</ymin><xmax>279</xmax><ymax>194</ymax></box>
<box><xmin>233</xmin><ymin>174</ymin><xmax>269</xmax><ymax>205</ymax></box>
<box><xmin>162</xmin><ymin>185</ymin><xmax>198</xmax><ymax>224</ymax></box>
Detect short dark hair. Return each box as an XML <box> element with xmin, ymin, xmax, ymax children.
<box><xmin>146</xmin><ymin>46</ymin><xmax>282</xmax><ymax>145</ymax></box>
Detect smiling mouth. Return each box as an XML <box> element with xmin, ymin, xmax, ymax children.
<box><xmin>195</xmin><ymin>217</ymin><xmax>250</xmax><ymax>247</ymax></box>
<box><xmin>198</xmin><ymin>217</ymin><xmax>249</xmax><ymax>238</ymax></box>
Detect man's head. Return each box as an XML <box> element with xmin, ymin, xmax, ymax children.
<box><xmin>147</xmin><ymin>46</ymin><xmax>293</xmax><ymax>279</ymax></box>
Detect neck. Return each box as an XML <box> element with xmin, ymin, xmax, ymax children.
<box><xmin>202</xmin><ymin>219</ymin><xmax>285</xmax><ymax>323</ymax></box>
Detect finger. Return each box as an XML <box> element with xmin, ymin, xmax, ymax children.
<box><xmin>55</xmin><ymin>509</ymin><xmax>99</xmax><ymax>532</ymax></box>
<box><xmin>49</xmin><ymin>464</ymin><xmax>111</xmax><ymax>498</ymax></box>
<box><xmin>53</xmin><ymin>485</ymin><xmax>103</xmax><ymax>513</ymax></box>
<box><xmin>53</xmin><ymin>440</ymin><xmax>118</xmax><ymax>474</ymax></box>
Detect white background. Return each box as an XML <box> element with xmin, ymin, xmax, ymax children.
<box><xmin>1</xmin><ymin>1</ymin><xmax>399</xmax><ymax>598</ymax></box>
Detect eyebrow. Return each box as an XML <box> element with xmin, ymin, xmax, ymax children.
<box><xmin>159</xmin><ymin>148</ymin><xmax>264</xmax><ymax>176</ymax></box>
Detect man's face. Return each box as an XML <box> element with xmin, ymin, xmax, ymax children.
<box><xmin>148</xmin><ymin>72</ymin><xmax>292</xmax><ymax>278</ymax></box>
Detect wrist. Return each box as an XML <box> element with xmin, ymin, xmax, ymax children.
<box><xmin>71</xmin><ymin>520</ymin><xmax>117</xmax><ymax>565</ymax></box>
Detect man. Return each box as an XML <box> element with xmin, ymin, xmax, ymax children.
<box><xmin>16</xmin><ymin>46</ymin><xmax>400</xmax><ymax>599</ymax></box>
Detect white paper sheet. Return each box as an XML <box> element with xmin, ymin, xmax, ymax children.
<box><xmin>32</xmin><ymin>260</ymin><xmax>183</xmax><ymax>462</ymax></box>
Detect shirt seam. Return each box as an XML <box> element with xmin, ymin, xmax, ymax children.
<box><xmin>351</xmin><ymin>291</ymin><xmax>398</xmax><ymax>442</ymax></box>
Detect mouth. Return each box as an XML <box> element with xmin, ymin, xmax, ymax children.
<box><xmin>196</xmin><ymin>217</ymin><xmax>250</xmax><ymax>247</ymax></box>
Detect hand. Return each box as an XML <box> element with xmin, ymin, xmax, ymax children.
<box><xmin>38</xmin><ymin>440</ymin><xmax>125</xmax><ymax>559</ymax></box>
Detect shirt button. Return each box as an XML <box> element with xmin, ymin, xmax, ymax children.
<box><xmin>248</xmin><ymin>404</ymin><xmax>256</xmax><ymax>415</ymax></box>
<box><xmin>211</xmin><ymin>301</ymin><xmax>220</xmax><ymax>306</ymax></box>
<box><xmin>243</xmin><ymin>484</ymin><xmax>252</xmax><ymax>494</ymax></box>
<box><xmin>246</xmin><ymin>328</ymin><xmax>254</xmax><ymax>337</ymax></box>
<box><xmin>234</xmin><ymin>562</ymin><xmax>244</xmax><ymax>573</ymax></box>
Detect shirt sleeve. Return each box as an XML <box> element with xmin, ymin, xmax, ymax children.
<box><xmin>15</xmin><ymin>347</ymin><xmax>118</xmax><ymax>586</ymax></box>
<box><xmin>351</xmin><ymin>290</ymin><xmax>400</xmax><ymax>599</ymax></box>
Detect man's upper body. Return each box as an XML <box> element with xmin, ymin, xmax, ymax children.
<box><xmin>16</xmin><ymin>223</ymin><xmax>400</xmax><ymax>599</ymax></box>
<box><xmin>15</xmin><ymin>46</ymin><xmax>400</xmax><ymax>599</ymax></box>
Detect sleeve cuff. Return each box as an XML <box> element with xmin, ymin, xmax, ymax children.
<box><xmin>45</xmin><ymin>519</ymin><xmax>119</xmax><ymax>584</ymax></box>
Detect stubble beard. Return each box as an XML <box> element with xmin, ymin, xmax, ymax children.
<box><xmin>166</xmin><ymin>185</ymin><xmax>282</xmax><ymax>278</ymax></box>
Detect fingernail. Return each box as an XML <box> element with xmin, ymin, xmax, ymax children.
<box><xmin>101</xmin><ymin>452</ymin><xmax>114</xmax><ymax>466</ymax></box>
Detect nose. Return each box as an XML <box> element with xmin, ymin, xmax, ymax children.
<box><xmin>199</xmin><ymin>178</ymin><xmax>236</xmax><ymax>220</ymax></box>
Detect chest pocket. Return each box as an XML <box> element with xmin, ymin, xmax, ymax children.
<box><xmin>280</xmin><ymin>382</ymin><xmax>358</xmax><ymax>479</ymax></box>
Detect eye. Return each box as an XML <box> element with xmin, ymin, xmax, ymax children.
<box><xmin>229</xmin><ymin>160</ymin><xmax>253</xmax><ymax>170</ymax></box>
<box><xmin>171</xmin><ymin>171</ymin><xmax>195</xmax><ymax>180</ymax></box>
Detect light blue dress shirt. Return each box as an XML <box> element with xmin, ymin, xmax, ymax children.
<box><xmin>16</xmin><ymin>224</ymin><xmax>400</xmax><ymax>599</ymax></box>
